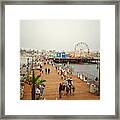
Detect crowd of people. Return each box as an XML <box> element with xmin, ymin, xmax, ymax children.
<box><xmin>38</xmin><ymin>60</ymin><xmax>76</xmax><ymax>99</ymax></box>
<box><xmin>58</xmin><ymin>78</ymin><xmax>75</xmax><ymax>98</ymax></box>
<box><xmin>21</xmin><ymin>57</ymin><xmax>100</xmax><ymax>100</ymax></box>
<box><xmin>55</xmin><ymin>64</ymin><xmax>75</xmax><ymax>98</ymax></box>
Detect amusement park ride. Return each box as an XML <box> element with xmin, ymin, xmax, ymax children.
<box><xmin>74</xmin><ymin>42</ymin><xmax>90</xmax><ymax>58</ymax></box>
<box><xmin>51</xmin><ymin>42</ymin><xmax>100</xmax><ymax>64</ymax></box>
<box><xmin>51</xmin><ymin>42</ymin><xmax>98</xmax><ymax>59</ymax></box>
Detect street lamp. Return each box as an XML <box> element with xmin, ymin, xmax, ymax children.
<box><xmin>27</xmin><ymin>58</ymin><xmax>29</xmax><ymax>77</ymax></box>
<box><xmin>31</xmin><ymin>55</ymin><xmax>36</xmax><ymax>100</ymax></box>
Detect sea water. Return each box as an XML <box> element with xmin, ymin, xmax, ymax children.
<box><xmin>21</xmin><ymin>57</ymin><xmax>99</xmax><ymax>80</ymax></box>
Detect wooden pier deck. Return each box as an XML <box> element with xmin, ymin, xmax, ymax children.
<box><xmin>22</xmin><ymin>64</ymin><xmax>100</xmax><ymax>100</ymax></box>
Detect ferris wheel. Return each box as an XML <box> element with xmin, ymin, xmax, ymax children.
<box><xmin>74</xmin><ymin>42</ymin><xmax>90</xmax><ymax>57</ymax></box>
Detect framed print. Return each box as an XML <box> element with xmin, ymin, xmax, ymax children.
<box><xmin>0</xmin><ymin>0</ymin><xmax>119</xmax><ymax>119</ymax></box>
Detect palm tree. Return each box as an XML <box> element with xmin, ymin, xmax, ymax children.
<box><xmin>36</xmin><ymin>79</ymin><xmax>46</xmax><ymax>85</ymax></box>
<box><xmin>31</xmin><ymin>70</ymin><xmax>46</xmax><ymax>100</ymax></box>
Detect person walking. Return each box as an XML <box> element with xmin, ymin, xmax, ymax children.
<box><xmin>48</xmin><ymin>68</ymin><xmax>50</xmax><ymax>74</ymax></box>
<box><xmin>42</xmin><ymin>68</ymin><xmax>44</xmax><ymax>74</ymax></box>
<box><xmin>72</xmin><ymin>85</ymin><xmax>75</xmax><ymax>95</ymax></box>
<box><xmin>36</xmin><ymin>86</ymin><xmax>40</xmax><ymax>100</ymax></box>
<box><xmin>55</xmin><ymin>66</ymin><xmax>57</xmax><ymax>71</ymax></box>
<box><xmin>62</xmin><ymin>82</ymin><xmax>65</xmax><ymax>95</ymax></box>
<box><xmin>69</xmin><ymin>84</ymin><xmax>72</xmax><ymax>95</ymax></box>
<box><xmin>39</xmin><ymin>84</ymin><xmax>45</xmax><ymax>99</ymax></box>
<box><xmin>66</xmin><ymin>85</ymin><xmax>69</xmax><ymax>95</ymax></box>
<box><xmin>45</xmin><ymin>68</ymin><xmax>47</xmax><ymax>74</ymax></box>
<box><xmin>59</xmin><ymin>83</ymin><xmax>63</xmax><ymax>98</ymax></box>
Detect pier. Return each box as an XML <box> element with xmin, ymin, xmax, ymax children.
<box><xmin>22</xmin><ymin>64</ymin><xmax>100</xmax><ymax>100</ymax></box>
<box><xmin>51</xmin><ymin>58</ymin><xmax>100</xmax><ymax>64</ymax></box>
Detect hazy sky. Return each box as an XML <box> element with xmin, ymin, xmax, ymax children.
<box><xmin>20</xmin><ymin>20</ymin><xmax>100</xmax><ymax>52</ymax></box>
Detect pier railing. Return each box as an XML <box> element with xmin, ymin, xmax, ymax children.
<box><xmin>77</xmin><ymin>72</ymin><xmax>99</xmax><ymax>85</ymax></box>
<box><xmin>77</xmin><ymin>72</ymin><xmax>100</xmax><ymax>95</ymax></box>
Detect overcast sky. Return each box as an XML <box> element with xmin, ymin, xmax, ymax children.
<box><xmin>20</xmin><ymin>20</ymin><xmax>100</xmax><ymax>52</ymax></box>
